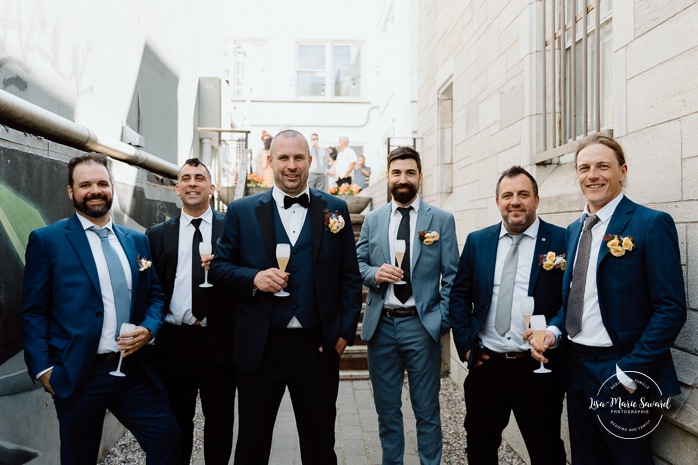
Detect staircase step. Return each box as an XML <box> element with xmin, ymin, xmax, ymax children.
<box><xmin>340</xmin><ymin>345</ymin><xmax>368</xmax><ymax>371</ymax></box>
<box><xmin>339</xmin><ymin>369</ymin><xmax>371</xmax><ymax>381</ymax></box>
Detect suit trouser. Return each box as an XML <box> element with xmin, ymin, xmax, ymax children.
<box><xmin>234</xmin><ymin>328</ymin><xmax>339</xmax><ymax>465</ymax></box>
<box><xmin>566</xmin><ymin>342</ymin><xmax>655</xmax><ymax>465</ymax></box>
<box><xmin>53</xmin><ymin>354</ymin><xmax>181</xmax><ymax>465</ymax></box>
<box><xmin>308</xmin><ymin>172</ymin><xmax>327</xmax><ymax>192</ymax></box>
<box><xmin>154</xmin><ymin>323</ymin><xmax>236</xmax><ymax>465</ymax></box>
<box><xmin>463</xmin><ymin>352</ymin><xmax>566</xmax><ymax>465</ymax></box>
<box><xmin>367</xmin><ymin>314</ymin><xmax>442</xmax><ymax>465</ymax></box>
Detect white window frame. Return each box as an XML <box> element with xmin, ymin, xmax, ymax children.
<box><xmin>296</xmin><ymin>42</ymin><xmax>362</xmax><ymax>100</ymax></box>
<box><xmin>535</xmin><ymin>0</ymin><xmax>613</xmax><ymax>163</ymax></box>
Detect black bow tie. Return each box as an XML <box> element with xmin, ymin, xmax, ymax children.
<box><xmin>284</xmin><ymin>193</ymin><xmax>310</xmax><ymax>209</ymax></box>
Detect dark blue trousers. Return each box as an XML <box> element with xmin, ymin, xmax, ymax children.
<box><xmin>53</xmin><ymin>354</ymin><xmax>181</xmax><ymax>465</ymax></box>
<box><xmin>566</xmin><ymin>342</ymin><xmax>654</xmax><ymax>465</ymax></box>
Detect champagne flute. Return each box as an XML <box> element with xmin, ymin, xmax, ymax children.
<box><xmin>110</xmin><ymin>322</ymin><xmax>137</xmax><ymax>377</ymax></box>
<box><xmin>199</xmin><ymin>242</ymin><xmax>213</xmax><ymax>288</ymax></box>
<box><xmin>274</xmin><ymin>243</ymin><xmax>291</xmax><ymax>297</ymax></box>
<box><xmin>520</xmin><ymin>296</ymin><xmax>535</xmax><ymax>330</ymax></box>
<box><xmin>394</xmin><ymin>239</ymin><xmax>406</xmax><ymax>285</ymax></box>
<box><xmin>530</xmin><ymin>315</ymin><xmax>551</xmax><ymax>373</ymax></box>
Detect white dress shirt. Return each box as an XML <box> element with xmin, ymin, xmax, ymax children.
<box><xmin>548</xmin><ymin>193</ymin><xmax>634</xmax><ymax>388</ymax></box>
<box><xmin>480</xmin><ymin>218</ymin><xmax>540</xmax><ymax>353</ymax></box>
<box><xmin>78</xmin><ymin>214</ymin><xmax>132</xmax><ymax>354</ymax></box>
<box><xmin>384</xmin><ymin>196</ymin><xmax>420</xmax><ymax>309</ymax></box>
<box><xmin>272</xmin><ymin>185</ymin><xmax>310</xmax><ymax>327</ymax></box>
<box><xmin>167</xmin><ymin>208</ymin><xmax>213</xmax><ymax>327</ymax></box>
<box><xmin>272</xmin><ymin>185</ymin><xmax>310</xmax><ymax>246</ymax></box>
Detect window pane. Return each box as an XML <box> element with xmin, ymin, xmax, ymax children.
<box><xmin>298</xmin><ymin>45</ymin><xmax>325</xmax><ymax>69</ymax></box>
<box><xmin>333</xmin><ymin>45</ymin><xmax>360</xmax><ymax>97</ymax></box>
<box><xmin>297</xmin><ymin>71</ymin><xmax>325</xmax><ymax>97</ymax></box>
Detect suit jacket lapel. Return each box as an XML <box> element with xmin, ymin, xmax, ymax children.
<box><xmin>255</xmin><ymin>191</ymin><xmax>277</xmax><ymax>262</ymax></box>
<box><xmin>378</xmin><ymin>204</ymin><xmax>392</xmax><ymax>265</ymax></box>
<box><xmin>484</xmin><ymin>224</ymin><xmax>500</xmax><ymax>299</ymax></box>
<box><xmin>529</xmin><ymin>221</ymin><xmax>551</xmax><ymax>295</ymax></box>
<box><xmin>412</xmin><ymin>201</ymin><xmax>433</xmax><ymax>267</ymax></box>
<box><xmin>66</xmin><ymin>214</ymin><xmax>101</xmax><ymax>296</ymax></box>
<box><xmin>597</xmin><ymin>196</ymin><xmax>634</xmax><ymax>266</ymax></box>
<box><xmin>212</xmin><ymin>212</ymin><xmax>224</xmax><ymax>243</ymax></box>
<box><xmin>309</xmin><ymin>190</ymin><xmax>327</xmax><ymax>262</ymax></box>
<box><xmin>164</xmin><ymin>217</ymin><xmax>180</xmax><ymax>289</ymax></box>
<box><xmin>113</xmin><ymin>224</ymin><xmax>138</xmax><ymax>313</ymax></box>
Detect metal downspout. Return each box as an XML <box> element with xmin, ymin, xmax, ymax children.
<box><xmin>0</xmin><ymin>89</ymin><xmax>179</xmax><ymax>179</ymax></box>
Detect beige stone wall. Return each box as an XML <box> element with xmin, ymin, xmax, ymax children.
<box><xmin>417</xmin><ymin>1</ymin><xmax>698</xmax><ymax>463</ymax></box>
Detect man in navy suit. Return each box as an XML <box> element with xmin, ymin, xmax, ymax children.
<box><xmin>21</xmin><ymin>153</ymin><xmax>181</xmax><ymax>465</ymax></box>
<box><xmin>450</xmin><ymin>166</ymin><xmax>567</xmax><ymax>465</ymax></box>
<box><xmin>529</xmin><ymin>134</ymin><xmax>687</xmax><ymax>464</ymax></box>
<box><xmin>356</xmin><ymin>146</ymin><xmax>459</xmax><ymax>465</ymax></box>
<box><xmin>210</xmin><ymin>129</ymin><xmax>363</xmax><ymax>465</ymax></box>
<box><xmin>146</xmin><ymin>158</ymin><xmax>235</xmax><ymax>465</ymax></box>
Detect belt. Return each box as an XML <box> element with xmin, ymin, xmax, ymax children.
<box><xmin>383</xmin><ymin>307</ymin><xmax>417</xmax><ymax>318</ymax></box>
<box><xmin>484</xmin><ymin>348</ymin><xmax>530</xmax><ymax>360</ymax></box>
<box><xmin>95</xmin><ymin>352</ymin><xmax>120</xmax><ymax>362</ymax></box>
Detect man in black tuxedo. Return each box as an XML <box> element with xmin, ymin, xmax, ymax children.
<box><xmin>210</xmin><ymin>129</ymin><xmax>363</xmax><ymax>465</ymax></box>
<box><xmin>146</xmin><ymin>158</ymin><xmax>235</xmax><ymax>465</ymax></box>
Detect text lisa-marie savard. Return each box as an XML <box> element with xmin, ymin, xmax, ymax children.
<box><xmin>589</xmin><ymin>397</ymin><xmax>671</xmax><ymax>411</ymax></box>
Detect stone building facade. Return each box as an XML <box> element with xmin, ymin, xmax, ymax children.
<box><xmin>416</xmin><ymin>1</ymin><xmax>698</xmax><ymax>463</ymax></box>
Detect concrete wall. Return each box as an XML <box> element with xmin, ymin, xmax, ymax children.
<box><xmin>0</xmin><ymin>0</ymin><xmax>225</xmax><ymax>165</ymax></box>
<box><xmin>0</xmin><ymin>128</ymin><xmax>180</xmax><ymax>464</ymax></box>
<box><xmin>416</xmin><ymin>0</ymin><xmax>698</xmax><ymax>463</ymax></box>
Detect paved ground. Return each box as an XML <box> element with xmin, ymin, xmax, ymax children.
<box><xmin>194</xmin><ymin>379</ymin><xmax>421</xmax><ymax>465</ymax></box>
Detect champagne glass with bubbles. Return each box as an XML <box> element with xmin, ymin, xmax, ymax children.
<box><xmin>394</xmin><ymin>239</ymin><xmax>406</xmax><ymax>285</ymax></box>
<box><xmin>530</xmin><ymin>315</ymin><xmax>552</xmax><ymax>373</ymax></box>
<box><xmin>110</xmin><ymin>323</ymin><xmax>136</xmax><ymax>377</ymax></box>
<box><xmin>520</xmin><ymin>296</ymin><xmax>534</xmax><ymax>331</ymax></box>
<box><xmin>199</xmin><ymin>242</ymin><xmax>213</xmax><ymax>288</ymax></box>
<box><xmin>274</xmin><ymin>244</ymin><xmax>291</xmax><ymax>297</ymax></box>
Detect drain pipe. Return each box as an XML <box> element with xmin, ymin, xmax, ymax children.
<box><xmin>0</xmin><ymin>89</ymin><xmax>179</xmax><ymax>179</ymax></box>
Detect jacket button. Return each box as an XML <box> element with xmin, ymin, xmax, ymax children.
<box><xmin>96</xmin><ymin>312</ymin><xmax>102</xmax><ymax>317</ymax></box>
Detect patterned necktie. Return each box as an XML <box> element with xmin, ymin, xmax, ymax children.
<box><xmin>90</xmin><ymin>227</ymin><xmax>130</xmax><ymax>338</ymax></box>
<box><xmin>565</xmin><ymin>214</ymin><xmax>600</xmax><ymax>337</ymax></box>
<box><xmin>394</xmin><ymin>206</ymin><xmax>413</xmax><ymax>304</ymax></box>
<box><xmin>494</xmin><ymin>234</ymin><xmax>524</xmax><ymax>336</ymax></box>
<box><xmin>191</xmin><ymin>218</ymin><xmax>206</xmax><ymax>320</ymax></box>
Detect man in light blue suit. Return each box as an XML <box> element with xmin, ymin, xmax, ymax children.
<box><xmin>21</xmin><ymin>153</ymin><xmax>180</xmax><ymax>465</ymax></box>
<box><xmin>529</xmin><ymin>134</ymin><xmax>687</xmax><ymax>465</ymax></box>
<box><xmin>356</xmin><ymin>146</ymin><xmax>459</xmax><ymax>465</ymax></box>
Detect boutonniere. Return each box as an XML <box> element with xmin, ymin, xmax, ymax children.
<box><xmin>324</xmin><ymin>209</ymin><xmax>345</xmax><ymax>234</ymax></box>
<box><xmin>603</xmin><ymin>234</ymin><xmax>635</xmax><ymax>257</ymax></box>
<box><xmin>136</xmin><ymin>255</ymin><xmax>152</xmax><ymax>271</ymax></box>
<box><xmin>417</xmin><ymin>230</ymin><xmax>440</xmax><ymax>245</ymax></box>
<box><xmin>538</xmin><ymin>252</ymin><xmax>566</xmax><ymax>271</ymax></box>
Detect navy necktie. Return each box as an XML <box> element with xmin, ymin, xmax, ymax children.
<box><xmin>394</xmin><ymin>207</ymin><xmax>413</xmax><ymax>304</ymax></box>
<box><xmin>90</xmin><ymin>227</ymin><xmax>130</xmax><ymax>338</ymax></box>
<box><xmin>191</xmin><ymin>218</ymin><xmax>206</xmax><ymax>320</ymax></box>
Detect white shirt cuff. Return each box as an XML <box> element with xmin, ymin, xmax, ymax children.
<box><xmin>36</xmin><ymin>366</ymin><xmax>52</xmax><ymax>380</ymax></box>
<box><xmin>616</xmin><ymin>365</ymin><xmax>637</xmax><ymax>390</ymax></box>
<box><xmin>547</xmin><ymin>325</ymin><xmax>562</xmax><ymax>348</ymax></box>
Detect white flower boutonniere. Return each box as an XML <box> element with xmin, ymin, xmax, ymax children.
<box><xmin>418</xmin><ymin>230</ymin><xmax>440</xmax><ymax>245</ymax></box>
<box><xmin>603</xmin><ymin>234</ymin><xmax>635</xmax><ymax>257</ymax></box>
<box><xmin>137</xmin><ymin>255</ymin><xmax>153</xmax><ymax>271</ymax></box>
<box><xmin>538</xmin><ymin>252</ymin><xmax>566</xmax><ymax>271</ymax></box>
<box><xmin>324</xmin><ymin>209</ymin><xmax>345</xmax><ymax>234</ymax></box>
